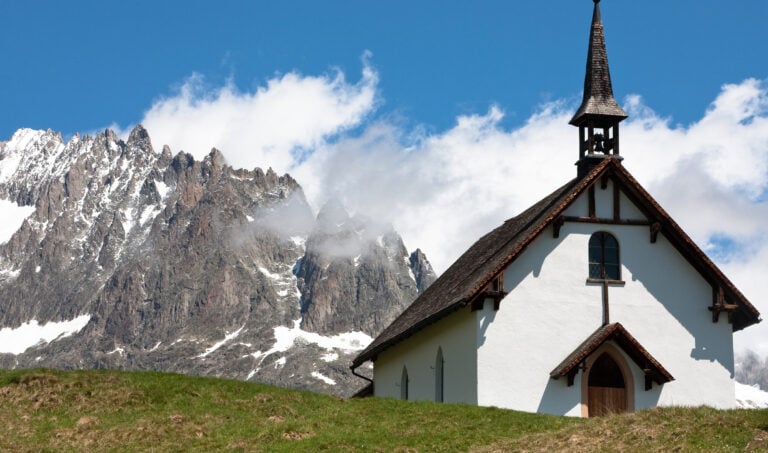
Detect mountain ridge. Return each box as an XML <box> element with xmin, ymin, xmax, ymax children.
<box><xmin>0</xmin><ymin>125</ymin><xmax>435</xmax><ymax>396</ymax></box>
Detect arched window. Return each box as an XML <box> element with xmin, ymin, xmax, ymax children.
<box><xmin>435</xmin><ymin>347</ymin><xmax>444</xmax><ymax>403</ymax></box>
<box><xmin>400</xmin><ymin>366</ymin><xmax>409</xmax><ymax>400</ymax></box>
<box><xmin>589</xmin><ymin>232</ymin><xmax>620</xmax><ymax>280</ymax></box>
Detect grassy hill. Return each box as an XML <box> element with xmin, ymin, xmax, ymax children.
<box><xmin>1</xmin><ymin>369</ymin><xmax>767</xmax><ymax>452</ymax></box>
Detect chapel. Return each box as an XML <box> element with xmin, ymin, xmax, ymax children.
<box><xmin>351</xmin><ymin>0</ymin><xmax>761</xmax><ymax>417</ymax></box>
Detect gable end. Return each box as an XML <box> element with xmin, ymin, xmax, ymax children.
<box><xmin>352</xmin><ymin>158</ymin><xmax>760</xmax><ymax>370</ymax></box>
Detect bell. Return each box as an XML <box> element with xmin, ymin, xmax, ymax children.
<box><xmin>593</xmin><ymin>133</ymin><xmax>605</xmax><ymax>152</ymax></box>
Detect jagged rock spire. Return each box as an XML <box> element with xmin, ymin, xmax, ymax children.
<box><xmin>571</xmin><ymin>0</ymin><xmax>627</xmax><ymax>176</ymax></box>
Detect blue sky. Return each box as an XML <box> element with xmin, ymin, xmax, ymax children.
<box><xmin>1</xmin><ymin>1</ymin><xmax>767</xmax><ymax>138</ymax></box>
<box><xmin>2</xmin><ymin>1</ymin><xmax>768</xmax><ymax>353</ymax></box>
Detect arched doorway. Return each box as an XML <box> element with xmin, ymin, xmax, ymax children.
<box><xmin>587</xmin><ymin>352</ymin><xmax>628</xmax><ymax>416</ymax></box>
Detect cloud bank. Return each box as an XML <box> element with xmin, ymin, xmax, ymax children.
<box><xmin>142</xmin><ymin>54</ymin><xmax>378</xmax><ymax>172</ymax></box>
<box><xmin>137</xmin><ymin>63</ymin><xmax>768</xmax><ymax>355</ymax></box>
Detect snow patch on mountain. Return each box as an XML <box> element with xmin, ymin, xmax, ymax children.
<box><xmin>251</xmin><ymin>319</ymin><xmax>372</xmax><ymax>364</ymax></box>
<box><xmin>0</xmin><ymin>315</ymin><xmax>91</xmax><ymax>354</ymax></box>
<box><xmin>311</xmin><ymin>371</ymin><xmax>336</xmax><ymax>385</ymax></box>
<box><xmin>258</xmin><ymin>267</ymin><xmax>282</xmax><ymax>280</ymax></box>
<box><xmin>0</xmin><ymin>268</ymin><xmax>20</xmax><ymax>279</ymax></box>
<box><xmin>0</xmin><ymin>152</ymin><xmax>22</xmax><ymax>182</ymax></box>
<box><xmin>0</xmin><ymin>199</ymin><xmax>35</xmax><ymax>244</ymax></box>
<box><xmin>260</xmin><ymin>264</ymin><xmax>301</xmax><ymax>300</ymax></box>
<box><xmin>321</xmin><ymin>352</ymin><xmax>339</xmax><ymax>362</ymax></box>
<box><xmin>155</xmin><ymin>181</ymin><xmax>170</xmax><ymax>199</ymax></box>
<box><xmin>198</xmin><ymin>325</ymin><xmax>246</xmax><ymax>358</ymax></box>
<box><xmin>139</xmin><ymin>205</ymin><xmax>162</xmax><ymax>226</ymax></box>
<box><xmin>0</xmin><ymin>129</ymin><xmax>50</xmax><ymax>182</ymax></box>
<box><xmin>735</xmin><ymin>382</ymin><xmax>768</xmax><ymax>409</ymax></box>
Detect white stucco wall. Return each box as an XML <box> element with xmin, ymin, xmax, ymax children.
<box><xmin>611</xmin><ymin>225</ymin><xmax>735</xmax><ymax>409</ymax></box>
<box><xmin>476</xmin><ymin>179</ymin><xmax>735</xmax><ymax>415</ymax></box>
<box><xmin>477</xmin><ymin>221</ymin><xmax>602</xmax><ymax>416</ymax></box>
<box><xmin>373</xmin><ymin>307</ymin><xmax>478</xmax><ymax>404</ymax></box>
<box><xmin>619</xmin><ymin>190</ymin><xmax>646</xmax><ymax>219</ymax></box>
<box><xmin>594</xmin><ymin>183</ymin><xmax>613</xmax><ymax>219</ymax></box>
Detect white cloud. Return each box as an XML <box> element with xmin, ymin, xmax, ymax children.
<box><xmin>293</xmin><ymin>102</ymin><xmax>576</xmax><ymax>273</ymax></box>
<box><xmin>141</xmin><ymin>53</ymin><xmax>378</xmax><ymax>171</ymax></box>
<box><xmin>297</xmin><ymin>78</ymin><xmax>768</xmax><ymax>357</ymax></box>
<box><xmin>138</xmin><ymin>63</ymin><xmax>768</xmax><ymax>356</ymax></box>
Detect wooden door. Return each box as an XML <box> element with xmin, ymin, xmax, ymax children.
<box><xmin>588</xmin><ymin>353</ymin><xmax>628</xmax><ymax>416</ymax></box>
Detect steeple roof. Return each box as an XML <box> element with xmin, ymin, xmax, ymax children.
<box><xmin>570</xmin><ymin>0</ymin><xmax>627</xmax><ymax>125</ymax></box>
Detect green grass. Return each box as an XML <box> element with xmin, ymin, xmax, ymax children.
<box><xmin>0</xmin><ymin>369</ymin><xmax>766</xmax><ymax>452</ymax></box>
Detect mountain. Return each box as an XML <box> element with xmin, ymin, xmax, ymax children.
<box><xmin>0</xmin><ymin>126</ymin><xmax>435</xmax><ymax>396</ymax></box>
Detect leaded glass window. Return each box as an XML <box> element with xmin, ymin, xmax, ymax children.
<box><xmin>589</xmin><ymin>232</ymin><xmax>620</xmax><ymax>280</ymax></box>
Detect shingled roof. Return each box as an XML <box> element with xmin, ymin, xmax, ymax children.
<box><xmin>550</xmin><ymin>322</ymin><xmax>674</xmax><ymax>387</ymax></box>
<box><xmin>351</xmin><ymin>158</ymin><xmax>761</xmax><ymax>369</ymax></box>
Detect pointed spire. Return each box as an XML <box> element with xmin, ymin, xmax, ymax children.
<box><xmin>571</xmin><ymin>0</ymin><xmax>627</xmax><ymax>177</ymax></box>
<box><xmin>570</xmin><ymin>0</ymin><xmax>627</xmax><ymax>126</ymax></box>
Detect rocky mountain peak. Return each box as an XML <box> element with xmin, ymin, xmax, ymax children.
<box><xmin>297</xmin><ymin>199</ymin><xmax>436</xmax><ymax>338</ymax></box>
<box><xmin>315</xmin><ymin>198</ymin><xmax>350</xmax><ymax>232</ymax></box>
<box><xmin>0</xmin><ymin>126</ymin><xmax>435</xmax><ymax>397</ymax></box>
<box><xmin>409</xmin><ymin>248</ymin><xmax>436</xmax><ymax>293</ymax></box>
<box><xmin>206</xmin><ymin>147</ymin><xmax>226</xmax><ymax>172</ymax></box>
<box><xmin>158</xmin><ymin>145</ymin><xmax>173</xmax><ymax>169</ymax></box>
<box><xmin>127</xmin><ymin>124</ymin><xmax>152</xmax><ymax>150</ymax></box>
<box><xmin>103</xmin><ymin>128</ymin><xmax>118</xmax><ymax>143</ymax></box>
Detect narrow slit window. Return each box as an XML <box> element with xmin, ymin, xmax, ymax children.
<box><xmin>589</xmin><ymin>232</ymin><xmax>620</xmax><ymax>280</ymax></box>
<box><xmin>401</xmin><ymin>366</ymin><xmax>409</xmax><ymax>400</ymax></box>
<box><xmin>435</xmin><ymin>347</ymin><xmax>444</xmax><ymax>403</ymax></box>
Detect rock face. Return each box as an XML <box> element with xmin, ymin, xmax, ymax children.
<box><xmin>0</xmin><ymin>126</ymin><xmax>436</xmax><ymax>396</ymax></box>
<box><xmin>296</xmin><ymin>199</ymin><xmax>431</xmax><ymax>337</ymax></box>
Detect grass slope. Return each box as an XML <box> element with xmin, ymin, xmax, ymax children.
<box><xmin>0</xmin><ymin>369</ymin><xmax>767</xmax><ymax>452</ymax></box>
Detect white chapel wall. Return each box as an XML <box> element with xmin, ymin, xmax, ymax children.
<box><xmin>477</xmin><ymin>180</ymin><xmax>735</xmax><ymax>415</ymax></box>
<box><xmin>476</xmin><ymin>223</ymin><xmax>603</xmax><ymax>416</ymax></box>
<box><xmin>618</xmin><ymin>190</ymin><xmax>646</xmax><ymax>220</ymax></box>
<box><xmin>373</xmin><ymin>308</ymin><xmax>478</xmax><ymax>404</ymax></box>
<box><xmin>612</xmin><ymin>225</ymin><xmax>735</xmax><ymax>409</ymax></box>
<box><xmin>564</xmin><ymin>179</ymin><xmax>648</xmax><ymax>222</ymax></box>
<box><xmin>594</xmin><ymin>183</ymin><xmax>613</xmax><ymax>219</ymax></box>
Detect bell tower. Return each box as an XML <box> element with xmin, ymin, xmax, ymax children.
<box><xmin>571</xmin><ymin>0</ymin><xmax>627</xmax><ymax>177</ymax></box>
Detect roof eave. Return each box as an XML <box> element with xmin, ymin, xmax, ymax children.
<box><xmin>551</xmin><ymin>322</ymin><xmax>674</xmax><ymax>385</ymax></box>
<box><xmin>351</xmin><ymin>297</ymin><xmax>468</xmax><ymax>368</ymax></box>
<box><xmin>608</xmin><ymin>163</ymin><xmax>761</xmax><ymax>331</ymax></box>
<box><xmin>463</xmin><ymin>159</ymin><xmax>613</xmax><ymax>303</ymax></box>
<box><xmin>569</xmin><ymin>103</ymin><xmax>628</xmax><ymax>126</ymax></box>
